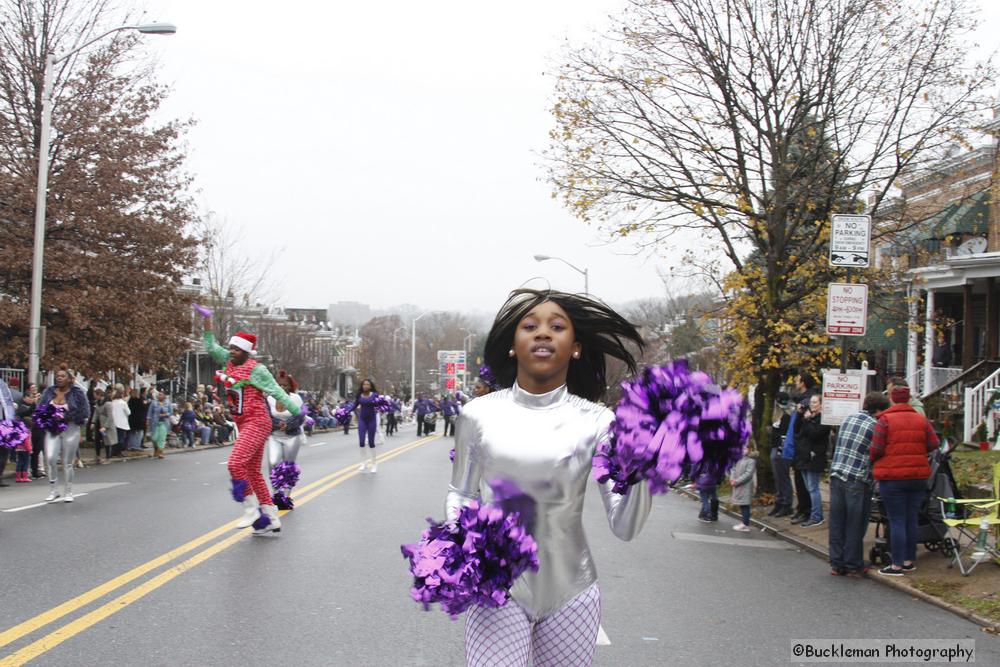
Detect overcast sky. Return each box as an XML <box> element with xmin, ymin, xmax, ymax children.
<box><xmin>144</xmin><ymin>0</ymin><xmax>999</xmax><ymax>315</ymax></box>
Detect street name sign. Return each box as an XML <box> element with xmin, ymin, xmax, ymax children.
<box><xmin>826</xmin><ymin>283</ymin><xmax>868</xmax><ymax>336</ymax></box>
<box><xmin>829</xmin><ymin>214</ymin><xmax>871</xmax><ymax>267</ymax></box>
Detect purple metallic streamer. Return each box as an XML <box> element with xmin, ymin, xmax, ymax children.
<box><xmin>478</xmin><ymin>364</ymin><xmax>501</xmax><ymax>391</ymax></box>
<box><xmin>273</xmin><ymin>490</ymin><xmax>294</xmax><ymax>510</ymax></box>
<box><xmin>593</xmin><ymin>360</ymin><xmax>749</xmax><ymax>495</ymax></box>
<box><xmin>0</xmin><ymin>419</ymin><xmax>30</xmax><ymax>449</ymax></box>
<box><xmin>400</xmin><ymin>499</ymin><xmax>539</xmax><ymax>618</ymax></box>
<box><xmin>373</xmin><ymin>394</ymin><xmax>395</xmax><ymax>413</ymax></box>
<box><xmin>334</xmin><ymin>403</ymin><xmax>354</xmax><ymax>426</ymax></box>
<box><xmin>269</xmin><ymin>460</ymin><xmax>301</xmax><ymax>490</ymax></box>
<box><xmin>32</xmin><ymin>403</ymin><xmax>67</xmax><ymax>435</ymax></box>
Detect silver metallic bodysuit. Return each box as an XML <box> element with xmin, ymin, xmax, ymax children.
<box><xmin>446</xmin><ymin>382</ymin><xmax>651</xmax><ymax>619</ymax></box>
<box><xmin>266</xmin><ymin>394</ymin><xmax>306</xmax><ymax>471</ymax></box>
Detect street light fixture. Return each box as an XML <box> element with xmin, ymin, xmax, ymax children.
<box><xmin>27</xmin><ymin>22</ymin><xmax>177</xmax><ymax>385</ymax></box>
<box><xmin>533</xmin><ymin>254</ymin><xmax>589</xmax><ymax>295</ymax></box>
<box><xmin>462</xmin><ymin>329</ymin><xmax>475</xmax><ymax>390</ymax></box>
<box><xmin>411</xmin><ymin>312</ymin><xmax>431</xmax><ymax>402</ymax></box>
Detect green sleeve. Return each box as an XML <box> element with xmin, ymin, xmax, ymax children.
<box><xmin>250</xmin><ymin>364</ymin><xmax>300</xmax><ymax>416</ymax></box>
<box><xmin>203</xmin><ymin>331</ymin><xmax>230</xmax><ymax>365</ymax></box>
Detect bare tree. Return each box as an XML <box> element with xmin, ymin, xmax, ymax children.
<box><xmin>195</xmin><ymin>211</ymin><xmax>283</xmax><ymax>339</ymax></box>
<box><xmin>547</xmin><ymin>0</ymin><xmax>994</xmax><ymax>459</ymax></box>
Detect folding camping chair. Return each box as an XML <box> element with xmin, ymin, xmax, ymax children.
<box><xmin>938</xmin><ymin>462</ymin><xmax>1000</xmax><ymax>576</ymax></box>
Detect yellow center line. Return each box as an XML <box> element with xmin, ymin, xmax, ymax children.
<box><xmin>0</xmin><ymin>434</ymin><xmax>441</xmax><ymax>655</ymax></box>
<box><xmin>1</xmin><ymin>434</ymin><xmax>442</xmax><ymax>666</ymax></box>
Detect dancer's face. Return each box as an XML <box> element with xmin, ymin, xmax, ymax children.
<box><xmin>361</xmin><ymin>380</ymin><xmax>373</xmax><ymax>393</ymax></box>
<box><xmin>229</xmin><ymin>345</ymin><xmax>249</xmax><ymax>365</ymax></box>
<box><xmin>278</xmin><ymin>377</ymin><xmax>293</xmax><ymax>393</ymax></box>
<box><xmin>54</xmin><ymin>370</ymin><xmax>70</xmax><ymax>389</ymax></box>
<box><xmin>512</xmin><ymin>300</ymin><xmax>580</xmax><ymax>392</ymax></box>
<box><xmin>473</xmin><ymin>380</ymin><xmax>490</xmax><ymax>397</ymax></box>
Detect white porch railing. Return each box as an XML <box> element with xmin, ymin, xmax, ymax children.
<box><xmin>963</xmin><ymin>366</ymin><xmax>1000</xmax><ymax>443</ymax></box>
<box><xmin>911</xmin><ymin>366</ymin><xmax>963</xmax><ymax>398</ymax></box>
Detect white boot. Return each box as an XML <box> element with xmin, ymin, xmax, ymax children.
<box><xmin>253</xmin><ymin>504</ymin><xmax>281</xmax><ymax>535</ymax></box>
<box><xmin>368</xmin><ymin>447</ymin><xmax>377</xmax><ymax>474</ymax></box>
<box><xmin>235</xmin><ymin>495</ymin><xmax>260</xmax><ymax>529</ymax></box>
<box><xmin>358</xmin><ymin>447</ymin><xmax>369</xmax><ymax>472</ymax></box>
<box><xmin>45</xmin><ymin>486</ymin><xmax>61</xmax><ymax>502</ymax></box>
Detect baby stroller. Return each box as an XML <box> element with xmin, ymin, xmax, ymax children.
<box><xmin>868</xmin><ymin>441</ymin><xmax>961</xmax><ymax>567</ymax></box>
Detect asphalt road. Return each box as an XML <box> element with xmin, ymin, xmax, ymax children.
<box><xmin>1</xmin><ymin>425</ymin><xmax>997</xmax><ymax>666</ymax></box>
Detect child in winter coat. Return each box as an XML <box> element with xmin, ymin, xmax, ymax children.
<box><xmin>694</xmin><ymin>463</ymin><xmax>720</xmax><ymax>523</ymax></box>
<box><xmin>730</xmin><ymin>445</ymin><xmax>758</xmax><ymax>532</ymax></box>
<box><xmin>14</xmin><ymin>431</ymin><xmax>32</xmax><ymax>482</ymax></box>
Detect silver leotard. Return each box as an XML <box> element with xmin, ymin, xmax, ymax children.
<box><xmin>446</xmin><ymin>382</ymin><xmax>651</xmax><ymax>619</ymax></box>
<box><xmin>267</xmin><ymin>394</ymin><xmax>305</xmax><ymax>471</ymax></box>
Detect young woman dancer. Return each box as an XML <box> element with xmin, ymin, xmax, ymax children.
<box><xmin>40</xmin><ymin>364</ymin><xmax>90</xmax><ymax>503</ymax></box>
<box><xmin>267</xmin><ymin>370</ymin><xmax>306</xmax><ymax>507</ymax></box>
<box><xmin>354</xmin><ymin>379</ymin><xmax>380</xmax><ymax>473</ymax></box>
<box><xmin>200</xmin><ymin>316</ymin><xmax>299</xmax><ymax>534</ymax></box>
<box><xmin>446</xmin><ymin>289</ymin><xmax>651</xmax><ymax>667</ymax></box>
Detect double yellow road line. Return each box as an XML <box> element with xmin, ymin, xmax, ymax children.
<box><xmin>0</xmin><ymin>434</ymin><xmax>441</xmax><ymax>666</ymax></box>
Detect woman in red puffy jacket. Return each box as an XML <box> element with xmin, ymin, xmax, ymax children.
<box><xmin>870</xmin><ymin>384</ymin><xmax>939</xmax><ymax>576</ymax></box>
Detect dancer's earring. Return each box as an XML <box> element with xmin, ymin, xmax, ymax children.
<box><xmin>508</xmin><ymin>349</ymin><xmax>515</xmax><ymax>358</ymax></box>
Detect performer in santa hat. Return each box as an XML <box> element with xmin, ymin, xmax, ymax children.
<box><xmin>199</xmin><ymin>314</ymin><xmax>299</xmax><ymax>535</ymax></box>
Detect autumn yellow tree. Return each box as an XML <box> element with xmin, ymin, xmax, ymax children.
<box><xmin>546</xmin><ymin>0</ymin><xmax>994</xmax><ymax>480</ymax></box>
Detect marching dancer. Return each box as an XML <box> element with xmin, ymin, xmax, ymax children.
<box><xmin>446</xmin><ymin>289</ymin><xmax>651</xmax><ymax>666</ymax></box>
<box><xmin>38</xmin><ymin>364</ymin><xmax>90</xmax><ymax>503</ymax></box>
<box><xmin>354</xmin><ymin>379</ymin><xmax>380</xmax><ymax>473</ymax></box>
<box><xmin>267</xmin><ymin>370</ymin><xmax>306</xmax><ymax>509</ymax></box>
<box><xmin>200</xmin><ymin>315</ymin><xmax>299</xmax><ymax>535</ymax></box>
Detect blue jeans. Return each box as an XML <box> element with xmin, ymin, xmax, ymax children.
<box><xmin>698</xmin><ymin>487</ymin><xmax>717</xmax><ymax>517</ymax></box>
<box><xmin>828</xmin><ymin>477</ymin><xmax>872</xmax><ymax>572</ymax></box>
<box><xmin>879</xmin><ymin>478</ymin><xmax>926</xmax><ymax>567</ymax></box>
<box><xmin>127</xmin><ymin>429</ymin><xmax>145</xmax><ymax>450</ymax></box>
<box><xmin>802</xmin><ymin>471</ymin><xmax>824</xmax><ymax>522</ymax></box>
<box><xmin>772</xmin><ymin>456</ymin><xmax>793</xmax><ymax>508</ymax></box>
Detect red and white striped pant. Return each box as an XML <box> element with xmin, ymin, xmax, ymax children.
<box><xmin>228</xmin><ymin>415</ymin><xmax>272</xmax><ymax>505</ymax></box>
<box><xmin>464</xmin><ymin>582</ymin><xmax>601</xmax><ymax>667</ymax></box>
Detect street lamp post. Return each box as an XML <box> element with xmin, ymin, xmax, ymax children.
<box><xmin>411</xmin><ymin>312</ymin><xmax>430</xmax><ymax>402</ymax></box>
<box><xmin>462</xmin><ymin>329</ymin><xmax>475</xmax><ymax>390</ymax></box>
<box><xmin>27</xmin><ymin>22</ymin><xmax>177</xmax><ymax>385</ymax></box>
<box><xmin>533</xmin><ymin>254</ymin><xmax>589</xmax><ymax>295</ymax></box>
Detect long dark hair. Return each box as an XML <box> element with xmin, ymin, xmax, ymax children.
<box><xmin>355</xmin><ymin>378</ymin><xmax>377</xmax><ymax>400</ymax></box>
<box><xmin>483</xmin><ymin>289</ymin><xmax>643</xmax><ymax>402</ymax></box>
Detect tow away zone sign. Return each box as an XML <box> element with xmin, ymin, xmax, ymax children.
<box><xmin>826</xmin><ymin>283</ymin><xmax>868</xmax><ymax>336</ymax></box>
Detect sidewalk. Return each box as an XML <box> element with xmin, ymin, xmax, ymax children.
<box><xmin>680</xmin><ymin>480</ymin><xmax>1000</xmax><ymax>631</ymax></box>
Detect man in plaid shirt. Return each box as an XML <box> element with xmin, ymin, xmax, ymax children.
<box><xmin>828</xmin><ymin>391</ymin><xmax>890</xmax><ymax>577</ymax></box>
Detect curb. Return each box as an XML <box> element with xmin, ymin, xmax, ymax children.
<box><xmin>674</xmin><ymin>486</ymin><xmax>1000</xmax><ymax>632</ymax></box>
<box><xmin>0</xmin><ymin>441</ymin><xmax>234</xmax><ymax>479</ymax></box>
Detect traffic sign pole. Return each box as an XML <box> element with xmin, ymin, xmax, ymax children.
<box><xmin>841</xmin><ymin>268</ymin><xmax>851</xmax><ymax>373</ymax></box>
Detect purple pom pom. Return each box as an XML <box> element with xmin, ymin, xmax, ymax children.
<box><xmin>449</xmin><ymin>448</ymin><xmax>455</xmax><ymax>463</ymax></box>
<box><xmin>32</xmin><ymin>403</ymin><xmax>67</xmax><ymax>435</ymax></box>
<box><xmin>334</xmin><ymin>403</ymin><xmax>354</xmax><ymax>426</ymax></box>
<box><xmin>304</xmin><ymin>416</ymin><xmax>315</xmax><ymax>429</ymax></box>
<box><xmin>478</xmin><ymin>364</ymin><xmax>501</xmax><ymax>391</ymax></box>
<box><xmin>273</xmin><ymin>490</ymin><xmax>294</xmax><ymax>510</ymax></box>
<box><xmin>269</xmin><ymin>461</ymin><xmax>301</xmax><ymax>491</ymax></box>
<box><xmin>372</xmin><ymin>394</ymin><xmax>394</xmax><ymax>413</ymax></box>
<box><xmin>230</xmin><ymin>478</ymin><xmax>249</xmax><ymax>503</ymax></box>
<box><xmin>252</xmin><ymin>510</ymin><xmax>271</xmax><ymax>531</ymax></box>
<box><xmin>594</xmin><ymin>360</ymin><xmax>749</xmax><ymax>495</ymax></box>
<box><xmin>192</xmin><ymin>302</ymin><xmax>214</xmax><ymax>318</ymax></box>
<box><xmin>0</xmin><ymin>420</ymin><xmax>30</xmax><ymax>449</ymax></box>
<box><xmin>401</xmin><ymin>500</ymin><xmax>539</xmax><ymax>618</ymax></box>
